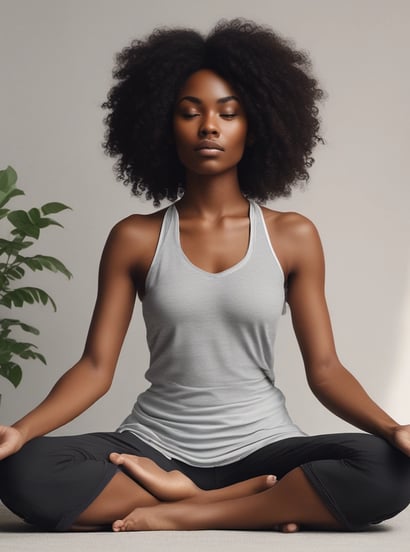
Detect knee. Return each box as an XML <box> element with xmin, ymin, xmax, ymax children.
<box><xmin>366</xmin><ymin>437</ymin><xmax>410</xmax><ymax>516</ymax></box>
<box><xmin>0</xmin><ymin>438</ymin><xmax>44</xmax><ymax>487</ymax></box>
<box><xmin>0</xmin><ymin>452</ymin><xmax>28</xmax><ymax>519</ymax></box>
<box><xmin>0</xmin><ymin>438</ymin><xmax>52</xmax><ymax>522</ymax></box>
<box><xmin>0</xmin><ymin>448</ymin><xmax>28</xmax><ymax>494</ymax></box>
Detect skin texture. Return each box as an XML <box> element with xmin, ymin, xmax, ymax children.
<box><xmin>0</xmin><ymin>69</ymin><xmax>409</xmax><ymax>532</ymax></box>
<box><xmin>173</xmin><ymin>69</ymin><xmax>248</xmax><ymax>182</ymax></box>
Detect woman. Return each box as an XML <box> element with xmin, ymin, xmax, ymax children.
<box><xmin>0</xmin><ymin>19</ymin><xmax>409</xmax><ymax>533</ymax></box>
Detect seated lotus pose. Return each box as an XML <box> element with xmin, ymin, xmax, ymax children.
<box><xmin>0</xmin><ymin>19</ymin><xmax>409</xmax><ymax>533</ymax></box>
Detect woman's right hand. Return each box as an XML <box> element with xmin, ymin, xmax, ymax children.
<box><xmin>0</xmin><ymin>425</ymin><xmax>24</xmax><ymax>460</ymax></box>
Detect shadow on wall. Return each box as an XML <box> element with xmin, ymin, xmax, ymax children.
<box><xmin>270</xmin><ymin>175</ymin><xmax>410</xmax><ymax>433</ymax></box>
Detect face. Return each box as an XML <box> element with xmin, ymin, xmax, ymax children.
<box><xmin>172</xmin><ymin>69</ymin><xmax>248</xmax><ymax>178</ymax></box>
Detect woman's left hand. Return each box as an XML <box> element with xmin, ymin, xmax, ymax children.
<box><xmin>390</xmin><ymin>425</ymin><xmax>410</xmax><ymax>457</ymax></box>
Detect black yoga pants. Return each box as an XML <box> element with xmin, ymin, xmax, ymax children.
<box><xmin>0</xmin><ymin>431</ymin><xmax>409</xmax><ymax>531</ymax></box>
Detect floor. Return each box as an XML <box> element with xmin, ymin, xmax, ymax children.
<box><xmin>1</xmin><ymin>502</ymin><xmax>409</xmax><ymax>552</ymax></box>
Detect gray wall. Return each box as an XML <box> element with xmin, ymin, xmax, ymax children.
<box><xmin>1</xmin><ymin>0</ymin><xmax>409</xmax><ymax>435</ymax></box>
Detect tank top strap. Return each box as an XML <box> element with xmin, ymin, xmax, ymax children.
<box><xmin>143</xmin><ymin>204</ymin><xmax>176</xmax><ymax>292</ymax></box>
<box><xmin>251</xmin><ymin>200</ymin><xmax>287</xmax><ymax>314</ymax></box>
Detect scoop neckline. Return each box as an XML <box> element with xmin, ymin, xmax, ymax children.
<box><xmin>172</xmin><ymin>201</ymin><xmax>255</xmax><ymax>278</ymax></box>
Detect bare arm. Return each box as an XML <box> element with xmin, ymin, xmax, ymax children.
<box><xmin>282</xmin><ymin>214</ymin><xmax>410</xmax><ymax>455</ymax></box>
<box><xmin>0</xmin><ymin>218</ymin><xmax>140</xmax><ymax>459</ymax></box>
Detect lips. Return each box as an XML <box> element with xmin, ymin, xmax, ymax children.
<box><xmin>194</xmin><ymin>140</ymin><xmax>224</xmax><ymax>151</ymax></box>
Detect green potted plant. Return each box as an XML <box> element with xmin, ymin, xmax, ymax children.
<box><xmin>0</xmin><ymin>166</ymin><xmax>72</xmax><ymax>394</ymax></box>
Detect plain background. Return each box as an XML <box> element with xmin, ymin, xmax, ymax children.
<box><xmin>0</xmin><ymin>0</ymin><xmax>409</xmax><ymax>438</ymax></box>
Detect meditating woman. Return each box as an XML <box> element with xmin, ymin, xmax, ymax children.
<box><xmin>0</xmin><ymin>19</ymin><xmax>409</xmax><ymax>532</ymax></box>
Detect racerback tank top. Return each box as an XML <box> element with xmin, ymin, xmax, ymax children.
<box><xmin>117</xmin><ymin>200</ymin><xmax>305</xmax><ymax>466</ymax></box>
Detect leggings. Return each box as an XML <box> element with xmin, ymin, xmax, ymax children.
<box><xmin>0</xmin><ymin>431</ymin><xmax>409</xmax><ymax>531</ymax></box>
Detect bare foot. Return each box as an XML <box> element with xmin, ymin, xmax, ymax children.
<box><xmin>112</xmin><ymin>502</ymin><xmax>300</xmax><ymax>533</ymax></box>
<box><xmin>112</xmin><ymin>476</ymin><xmax>299</xmax><ymax>533</ymax></box>
<box><xmin>112</xmin><ymin>504</ymin><xmax>175</xmax><ymax>532</ymax></box>
<box><xmin>109</xmin><ymin>452</ymin><xmax>200</xmax><ymax>501</ymax></box>
<box><xmin>110</xmin><ymin>453</ymin><xmax>281</xmax><ymax>503</ymax></box>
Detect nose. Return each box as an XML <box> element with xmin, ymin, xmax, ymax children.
<box><xmin>198</xmin><ymin>113</ymin><xmax>219</xmax><ymax>137</ymax></box>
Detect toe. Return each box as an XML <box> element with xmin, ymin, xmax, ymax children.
<box><xmin>281</xmin><ymin>522</ymin><xmax>299</xmax><ymax>533</ymax></box>
<box><xmin>109</xmin><ymin>452</ymin><xmax>123</xmax><ymax>464</ymax></box>
<box><xmin>266</xmin><ymin>475</ymin><xmax>277</xmax><ymax>486</ymax></box>
<box><xmin>112</xmin><ymin>519</ymin><xmax>124</xmax><ymax>532</ymax></box>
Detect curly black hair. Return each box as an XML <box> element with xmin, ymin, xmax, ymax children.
<box><xmin>102</xmin><ymin>18</ymin><xmax>324</xmax><ymax>206</ymax></box>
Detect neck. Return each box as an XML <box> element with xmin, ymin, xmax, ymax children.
<box><xmin>177</xmin><ymin>170</ymin><xmax>249</xmax><ymax>219</ymax></box>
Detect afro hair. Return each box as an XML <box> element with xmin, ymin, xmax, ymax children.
<box><xmin>102</xmin><ymin>18</ymin><xmax>324</xmax><ymax>206</ymax></box>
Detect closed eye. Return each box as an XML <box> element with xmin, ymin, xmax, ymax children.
<box><xmin>181</xmin><ymin>113</ymin><xmax>200</xmax><ymax>119</ymax></box>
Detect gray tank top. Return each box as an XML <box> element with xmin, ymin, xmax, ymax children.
<box><xmin>118</xmin><ymin>200</ymin><xmax>305</xmax><ymax>466</ymax></box>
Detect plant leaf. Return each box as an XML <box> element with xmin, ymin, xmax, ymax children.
<box><xmin>0</xmin><ymin>286</ymin><xmax>57</xmax><ymax>311</ymax></box>
<box><xmin>8</xmin><ymin>341</ymin><xmax>36</xmax><ymax>354</ymax></box>
<box><xmin>0</xmin><ymin>167</ymin><xmax>72</xmax><ymax>390</ymax></box>
<box><xmin>41</xmin><ymin>202</ymin><xmax>72</xmax><ymax>215</ymax></box>
<box><xmin>0</xmin><ymin>348</ymin><xmax>12</xmax><ymax>363</ymax></box>
<box><xmin>0</xmin><ymin>337</ymin><xmax>13</xmax><ymax>360</ymax></box>
<box><xmin>38</xmin><ymin>288</ymin><xmax>56</xmax><ymax>309</ymax></box>
<box><xmin>3</xmin><ymin>289</ymin><xmax>23</xmax><ymax>307</ymax></box>
<box><xmin>0</xmin><ymin>336</ymin><xmax>46</xmax><ymax>364</ymax></box>
<box><xmin>0</xmin><ymin>362</ymin><xmax>22</xmax><ymax>387</ymax></box>
<box><xmin>20</xmin><ymin>322</ymin><xmax>40</xmax><ymax>334</ymax></box>
<box><xmin>0</xmin><ymin>273</ymin><xmax>9</xmax><ymax>290</ymax></box>
<box><xmin>18</xmin><ymin>350</ymin><xmax>47</xmax><ymax>364</ymax></box>
<box><xmin>0</xmin><ymin>238</ymin><xmax>34</xmax><ymax>256</ymax></box>
<box><xmin>37</xmin><ymin>217</ymin><xmax>64</xmax><ymax>229</ymax></box>
<box><xmin>20</xmin><ymin>254</ymin><xmax>72</xmax><ymax>279</ymax></box>
<box><xmin>0</xmin><ymin>319</ymin><xmax>40</xmax><ymax>335</ymax></box>
<box><xmin>7</xmin><ymin>210</ymin><xmax>39</xmax><ymax>238</ymax></box>
<box><xmin>0</xmin><ymin>166</ymin><xmax>17</xmax><ymax>190</ymax></box>
<box><xmin>19</xmin><ymin>257</ymin><xmax>42</xmax><ymax>271</ymax></box>
<box><xmin>28</xmin><ymin>207</ymin><xmax>41</xmax><ymax>225</ymax></box>
<box><xmin>18</xmin><ymin>288</ymin><xmax>35</xmax><ymax>304</ymax></box>
<box><xmin>0</xmin><ymin>167</ymin><xmax>24</xmax><ymax>209</ymax></box>
<box><xmin>0</xmin><ymin>188</ymin><xmax>25</xmax><ymax>209</ymax></box>
<box><xmin>5</xmin><ymin>265</ymin><xmax>25</xmax><ymax>281</ymax></box>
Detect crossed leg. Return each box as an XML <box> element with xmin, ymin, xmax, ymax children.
<box><xmin>109</xmin><ymin>452</ymin><xmax>278</xmax><ymax>502</ymax></box>
<box><xmin>74</xmin><ymin>452</ymin><xmax>341</xmax><ymax>532</ymax></box>
<box><xmin>73</xmin><ymin>452</ymin><xmax>280</xmax><ymax>529</ymax></box>
<box><xmin>108</xmin><ymin>453</ymin><xmax>342</xmax><ymax>532</ymax></box>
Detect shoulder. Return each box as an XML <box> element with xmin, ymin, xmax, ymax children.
<box><xmin>259</xmin><ymin>204</ymin><xmax>323</xmax><ymax>276</ymax></box>
<box><xmin>260</xmin><ymin>204</ymin><xmax>319</xmax><ymax>240</ymax></box>
<box><xmin>110</xmin><ymin>207</ymin><xmax>167</xmax><ymax>242</ymax></box>
<box><xmin>97</xmin><ymin>207</ymin><xmax>170</xmax><ymax>295</ymax></box>
<box><xmin>101</xmin><ymin>207</ymin><xmax>169</xmax><ymax>272</ymax></box>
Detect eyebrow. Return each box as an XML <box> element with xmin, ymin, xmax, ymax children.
<box><xmin>177</xmin><ymin>95</ymin><xmax>240</xmax><ymax>105</ymax></box>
